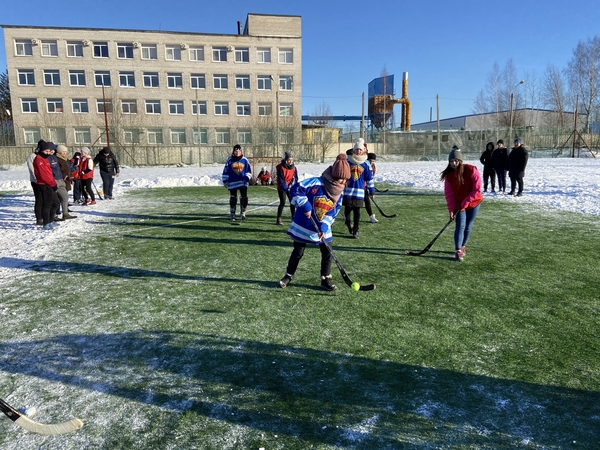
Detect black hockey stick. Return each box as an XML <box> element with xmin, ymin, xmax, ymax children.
<box><xmin>0</xmin><ymin>398</ymin><xmax>83</xmax><ymax>435</ymax></box>
<box><xmin>370</xmin><ymin>197</ymin><xmax>397</xmax><ymax>218</ymax></box>
<box><xmin>374</xmin><ymin>187</ymin><xmax>389</xmax><ymax>193</ymax></box>
<box><xmin>405</xmin><ymin>213</ymin><xmax>456</xmax><ymax>256</ymax></box>
<box><xmin>92</xmin><ymin>181</ymin><xmax>104</xmax><ymax>200</ymax></box>
<box><xmin>309</xmin><ymin>216</ymin><xmax>376</xmax><ymax>291</ymax></box>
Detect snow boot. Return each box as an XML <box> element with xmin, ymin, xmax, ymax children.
<box><xmin>279</xmin><ymin>273</ymin><xmax>294</xmax><ymax>288</ymax></box>
<box><xmin>320</xmin><ymin>275</ymin><xmax>337</xmax><ymax>291</ymax></box>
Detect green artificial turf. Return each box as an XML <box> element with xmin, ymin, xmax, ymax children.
<box><xmin>0</xmin><ymin>185</ymin><xmax>598</xmax><ymax>449</ymax></box>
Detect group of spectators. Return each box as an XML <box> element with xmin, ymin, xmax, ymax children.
<box><xmin>479</xmin><ymin>139</ymin><xmax>529</xmax><ymax>196</ymax></box>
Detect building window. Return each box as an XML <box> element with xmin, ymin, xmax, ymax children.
<box><xmin>122</xmin><ymin>99</ymin><xmax>137</xmax><ymax>114</ymax></box>
<box><xmin>279</xmin><ymin>75</ymin><xmax>293</xmax><ymax>91</ymax></box>
<box><xmin>235</xmin><ymin>75</ymin><xmax>250</xmax><ymax>90</ymax></box>
<box><xmin>237</xmin><ymin>129</ymin><xmax>252</xmax><ymax>144</ymax></box>
<box><xmin>44</xmin><ymin>70</ymin><xmax>60</xmax><ymax>86</ymax></box>
<box><xmin>258</xmin><ymin>130</ymin><xmax>274</xmax><ymax>144</ymax></box>
<box><xmin>213</xmin><ymin>74</ymin><xmax>228</xmax><ymax>90</ymax></box>
<box><xmin>72</xmin><ymin>98</ymin><xmax>89</xmax><ymax>113</ymax></box>
<box><xmin>165</xmin><ymin>45</ymin><xmax>182</xmax><ymax>61</ymax></box>
<box><xmin>279</xmin><ymin>103</ymin><xmax>293</xmax><ymax>116</ymax></box>
<box><xmin>235</xmin><ymin>47</ymin><xmax>249</xmax><ymax>63</ymax></box>
<box><xmin>214</xmin><ymin>102</ymin><xmax>229</xmax><ymax>115</ymax></box>
<box><xmin>47</xmin><ymin>98</ymin><xmax>63</xmax><ymax>113</ymax></box>
<box><xmin>124</xmin><ymin>129</ymin><xmax>141</xmax><ymax>144</ymax></box>
<box><xmin>189</xmin><ymin>46</ymin><xmax>204</xmax><ymax>61</ymax></box>
<box><xmin>278</xmin><ymin>48</ymin><xmax>293</xmax><ymax>64</ymax></box>
<box><xmin>143</xmin><ymin>72</ymin><xmax>159</xmax><ymax>87</ymax></box>
<box><xmin>74</xmin><ymin>128</ymin><xmax>91</xmax><ymax>145</ymax></box>
<box><xmin>15</xmin><ymin>40</ymin><xmax>33</xmax><ymax>56</ymax></box>
<box><xmin>67</xmin><ymin>41</ymin><xmax>84</xmax><ymax>57</ymax></box>
<box><xmin>17</xmin><ymin>69</ymin><xmax>35</xmax><ymax>85</ymax></box>
<box><xmin>21</xmin><ymin>98</ymin><xmax>38</xmax><ymax>113</ymax></box>
<box><xmin>193</xmin><ymin>129</ymin><xmax>208</xmax><ymax>144</ymax></box>
<box><xmin>171</xmin><ymin>129</ymin><xmax>186</xmax><ymax>144</ymax></box>
<box><xmin>280</xmin><ymin>129</ymin><xmax>294</xmax><ymax>144</ymax></box>
<box><xmin>190</xmin><ymin>74</ymin><xmax>206</xmax><ymax>89</ymax></box>
<box><xmin>258</xmin><ymin>102</ymin><xmax>272</xmax><ymax>116</ymax></box>
<box><xmin>93</xmin><ymin>42</ymin><xmax>109</xmax><ymax>58</ymax></box>
<box><xmin>236</xmin><ymin>102</ymin><xmax>250</xmax><ymax>116</ymax></box>
<box><xmin>212</xmin><ymin>46</ymin><xmax>227</xmax><ymax>62</ymax></box>
<box><xmin>257</xmin><ymin>75</ymin><xmax>272</xmax><ymax>90</ymax></box>
<box><xmin>48</xmin><ymin>127</ymin><xmax>66</xmax><ymax>144</ymax></box>
<box><xmin>141</xmin><ymin>44</ymin><xmax>157</xmax><ymax>60</ymax></box>
<box><xmin>145</xmin><ymin>100</ymin><xmax>161</xmax><ymax>114</ymax></box>
<box><xmin>41</xmin><ymin>40</ymin><xmax>58</xmax><ymax>57</ymax></box>
<box><xmin>147</xmin><ymin>129</ymin><xmax>163</xmax><ymax>144</ymax></box>
<box><xmin>95</xmin><ymin>71</ymin><xmax>111</xmax><ymax>87</ymax></box>
<box><xmin>169</xmin><ymin>100</ymin><xmax>184</xmax><ymax>115</ymax></box>
<box><xmin>97</xmin><ymin>99</ymin><xmax>113</xmax><ymax>113</ymax></box>
<box><xmin>69</xmin><ymin>70</ymin><xmax>86</xmax><ymax>86</ymax></box>
<box><xmin>119</xmin><ymin>71</ymin><xmax>135</xmax><ymax>87</ymax></box>
<box><xmin>167</xmin><ymin>73</ymin><xmax>183</xmax><ymax>89</ymax></box>
<box><xmin>192</xmin><ymin>100</ymin><xmax>207</xmax><ymax>115</ymax></box>
<box><xmin>257</xmin><ymin>48</ymin><xmax>271</xmax><ymax>63</ymax></box>
<box><xmin>215</xmin><ymin>129</ymin><xmax>230</xmax><ymax>144</ymax></box>
<box><xmin>24</xmin><ymin>128</ymin><xmax>41</xmax><ymax>144</ymax></box>
<box><xmin>117</xmin><ymin>43</ymin><xmax>134</xmax><ymax>59</ymax></box>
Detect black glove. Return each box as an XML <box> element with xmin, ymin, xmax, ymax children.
<box><xmin>52</xmin><ymin>186</ymin><xmax>58</xmax><ymax>192</ymax></box>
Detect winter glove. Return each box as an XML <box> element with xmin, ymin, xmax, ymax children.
<box><xmin>223</xmin><ymin>182</ymin><xmax>229</xmax><ymax>189</ymax></box>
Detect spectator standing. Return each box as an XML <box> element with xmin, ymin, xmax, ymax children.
<box><xmin>93</xmin><ymin>147</ymin><xmax>120</xmax><ymax>199</ymax></box>
<box><xmin>364</xmin><ymin>151</ymin><xmax>378</xmax><ymax>223</ymax></box>
<box><xmin>222</xmin><ymin>144</ymin><xmax>252</xmax><ymax>220</ymax></box>
<box><xmin>33</xmin><ymin>142</ymin><xmax>60</xmax><ymax>230</ymax></box>
<box><xmin>278</xmin><ymin>154</ymin><xmax>351</xmax><ymax>291</ymax></box>
<box><xmin>343</xmin><ymin>138</ymin><xmax>375</xmax><ymax>238</ymax></box>
<box><xmin>47</xmin><ymin>142</ymin><xmax>68</xmax><ymax>221</ymax></box>
<box><xmin>441</xmin><ymin>146</ymin><xmax>484</xmax><ymax>261</ymax></box>
<box><xmin>479</xmin><ymin>142</ymin><xmax>496</xmax><ymax>192</ymax></box>
<box><xmin>70</xmin><ymin>151</ymin><xmax>83</xmax><ymax>203</ymax></box>
<box><xmin>492</xmin><ymin>140</ymin><xmax>509</xmax><ymax>193</ymax></box>
<box><xmin>508</xmin><ymin>139</ymin><xmax>529</xmax><ymax>196</ymax></box>
<box><xmin>26</xmin><ymin>143</ymin><xmax>43</xmax><ymax>225</ymax></box>
<box><xmin>79</xmin><ymin>147</ymin><xmax>96</xmax><ymax>205</ymax></box>
<box><xmin>275</xmin><ymin>151</ymin><xmax>298</xmax><ymax>225</ymax></box>
<box><xmin>56</xmin><ymin>145</ymin><xmax>77</xmax><ymax>219</ymax></box>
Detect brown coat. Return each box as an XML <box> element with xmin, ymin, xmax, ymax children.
<box><xmin>57</xmin><ymin>156</ymin><xmax>72</xmax><ymax>191</ymax></box>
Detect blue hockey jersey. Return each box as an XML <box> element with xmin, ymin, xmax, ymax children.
<box><xmin>222</xmin><ymin>156</ymin><xmax>252</xmax><ymax>190</ymax></box>
<box><xmin>344</xmin><ymin>158</ymin><xmax>374</xmax><ymax>200</ymax></box>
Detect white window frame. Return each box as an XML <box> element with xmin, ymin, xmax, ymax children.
<box><xmin>123</xmin><ymin>128</ymin><xmax>141</xmax><ymax>144</ymax></box>
<box><xmin>190</xmin><ymin>74</ymin><xmax>206</xmax><ymax>89</ymax></box>
<box><xmin>145</xmin><ymin>100</ymin><xmax>161</xmax><ymax>114</ymax></box>
<box><xmin>15</xmin><ymin>40</ymin><xmax>33</xmax><ymax>56</ymax></box>
<box><xmin>213</xmin><ymin>74</ymin><xmax>228</xmax><ymax>90</ymax></box>
<box><xmin>119</xmin><ymin>71</ymin><xmax>135</xmax><ymax>87</ymax></box>
<box><xmin>143</xmin><ymin>72</ymin><xmax>159</xmax><ymax>88</ymax></box>
<box><xmin>189</xmin><ymin>46</ymin><xmax>204</xmax><ymax>61</ymax></box>
<box><xmin>237</xmin><ymin>129</ymin><xmax>252</xmax><ymax>144</ymax></box>
<box><xmin>95</xmin><ymin>71</ymin><xmax>111</xmax><ymax>87</ymax></box>
<box><xmin>167</xmin><ymin>73</ymin><xmax>183</xmax><ymax>89</ymax></box>
<box><xmin>72</xmin><ymin>98</ymin><xmax>89</xmax><ymax>113</ymax></box>
<box><xmin>46</xmin><ymin>98</ymin><xmax>63</xmax><ymax>113</ymax></box>
<box><xmin>141</xmin><ymin>44</ymin><xmax>157</xmax><ymax>60</ymax></box>
<box><xmin>258</xmin><ymin>130</ymin><xmax>274</xmax><ymax>145</ymax></box>
<box><xmin>214</xmin><ymin>102</ymin><xmax>229</xmax><ymax>115</ymax></box>
<box><xmin>212</xmin><ymin>46</ymin><xmax>227</xmax><ymax>62</ymax></box>
<box><xmin>24</xmin><ymin>128</ymin><xmax>41</xmax><ymax>144</ymax></box>
<box><xmin>165</xmin><ymin>45</ymin><xmax>182</xmax><ymax>61</ymax></box>
<box><xmin>193</xmin><ymin>129</ymin><xmax>208</xmax><ymax>145</ymax></box>
<box><xmin>17</xmin><ymin>69</ymin><xmax>35</xmax><ymax>85</ymax></box>
<box><xmin>215</xmin><ymin>129</ymin><xmax>231</xmax><ymax>144</ymax></box>
<box><xmin>278</xmin><ymin>48</ymin><xmax>293</xmax><ymax>64</ymax></box>
<box><xmin>169</xmin><ymin>100</ymin><xmax>184</xmax><ymax>115</ymax></box>
<box><xmin>69</xmin><ymin>70</ymin><xmax>86</xmax><ymax>86</ymax></box>
<box><xmin>192</xmin><ymin>100</ymin><xmax>207</xmax><ymax>115</ymax></box>
<box><xmin>117</xmin><ymin>43</ymin><xmax>134</xmax><ymax>59</ymax></box>
<box><xmin>96</xmin><ymin>99</ymin><xmax>113</xmax><ymax>114</ymax></box>
<box><xmin>44</xmin><ymin>70</ymin><xmax>60</xmax><ymax>86</ymax></box>
<box><xmin>257</xmin><ymin>75</ymin><xmax>272</xmax><ymax>90</ymax></box>
<box><xmin>21</xmin><ymin>98</ymin><xmax>38</xmax><ymax>113</ymax></box>
<box><xmin>48</xmin><ymin>127</ymin><xmax>66</xmax><ymax>144</ymax></box>
<box><xmin>74</xmin><ymin>128</ymin><xmax>91</xmax><ymax>145</ymax></box>
<box><xmin>66</xmin><ymin>41</ymin><xmax>84</xmax><ymax>57</ymax></box>
<box><xmin>235</xmin><ymin>75</ymin><xmax>250</xmax><ymax>90</ymax></box>
<box><xmin>93</xmin><ymin>42</ymin><xmax>109</xmax><ymax>58</ymax></box>
<box><xmin>280</xmin><ymin>129</ymin><xmax>294</xmax><ymax>144</ymax></box>
<box><xmin>235</xmin><ymin>47</ymin><xmax>249</xmax><ymax>63</ymax></box>
<box><xmin>256</xmin><ymin>48</ymin><xmax>271</xmax><ymax>63</ymax></box>
<box><xmin>279</xmin><ymin>75</ymin><xmax>293</xmax><ymax>91</ymax></box>
<box><xmin>236</xmin><ymin>102</ymin><xmax>251</xmax><ymax>116</ymax></box>
<box><xmin>41</xmin><ymin>40</ymin><xmax>58</xmax><ymax>57</ymax></box>
<box><xmin>122</xmin><ymin>99</ymin><xmax>138</xmax><ymax>114</ymax></box>
<box><xmin>147</xmin><ymin>129</ymin><xmax>163</xmax><ymax>144</ymax></box>
<box><xmin>170</xmin><ymin>129</ymin><xmax>186</xmax><ymax>144</ymax></box>
<box><xmin>258</xmin><ymin>102</ymin><xmax>272</xmax><ymax>116</ymax></box>
<box><xmin>279</xmin><ymin>103</ymin><xmax>293</xmax><ymax>116</ymax></box>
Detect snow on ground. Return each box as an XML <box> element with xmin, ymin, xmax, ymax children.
<box><xmin>1</xmin><ymin>157</ymin><xmax>599</xmax><ymax>284</ymax></box>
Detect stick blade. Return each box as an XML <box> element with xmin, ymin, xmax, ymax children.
<box><xmin>359</xmin><ymin>284</ymin><xmax>376</xmax><ymax>291</ymax></box>
<box><xmin>15</xmin><ymin>415</ymin><xmax>84</xmax><ymax>435</ymax></box>
<box><xmin>405</xmin><ymin>249</ymin><xmax>427</xmax><ymax>256</ymax></box>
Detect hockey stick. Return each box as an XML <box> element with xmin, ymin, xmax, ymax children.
<box><xmin>405</xmin><ymin>213</ymin><xmax>456</xmax><ymax>256</ymax></box>
<box><xmin>92</xmin><ymin>181</ymin><xmax>104</xmax><ymax>200</ymax></box>
<box><xmin>374</xmin><ymin>187</ymin><xmax>389</xmax><ymax>193</ymax></box>
<box><xmin>309</xmin><ymin>216</ymin><xmax>376</xmax><ymax>291</ymax></box>
<box><xmin>370</xmin><ymin>197</ymin><xmax>397</xmax><ymax>218</ymax></box>
<box><xmin>0</xmin><ymin>398</ymin><xmax>83</xmax><ymax>435</ymax></box>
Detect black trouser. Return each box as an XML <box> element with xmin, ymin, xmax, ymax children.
<box><xmin>100</xmin><ymin>170</ymin><xmax>115</xmax><ymax>198</ymax></box>
<box><xmin>510</xmin><ymin>176</ymin><xmax>524</xmax><ymax>195</ymax></box>
<box><xmin>344</xmin><ymin>206</ymin><xmax>361</xmax><ymax>233</ymax></box>
<box><xmin>285</xmin><ymin>241</ymin><xmax>332</xmax><ymax>277</ymax></box>
<box><xmin>39</xmin><ymin>184</ymin><xmax>60</xmax><ymax>226</ymax></box>
<box><xmin>229</xmin><ymin>187</ymin><xmax>248</xmax><ymax>212</ymax></box>
<box><xmin>31</xmin><ymin>181</ymin><xmax>42</xmax><ymax>221</ymax></box>
<box><xmin>81</xmin><ymin>179</ymin><xmax>95</xmax><ymax>201</ymax></box>
<box><xmin>72</xmin><ymin>178</ymin><xmax>82</xmax><ymax>201</ymax></box>
<box><xmin>494</xmin><ymin>168</ymin><xmax>507</xmax><ymax>192</ymax></box>
<box><xmin>364</xmin><ymin>188</ymin><xmax>373</xmax><ymax>216</ymax></box>
<box><xmin>277</xmin><ymin>189</ymin><xmax>295</xmax><ymax>219</ymax></box>
<box><xmin>482</xmin><ymin>167</ymin><xmax>496</xmax><ymax>191</ymax></box>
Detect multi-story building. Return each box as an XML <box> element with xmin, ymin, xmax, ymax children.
<box><xmin>2</xmin><ymin>13</ymin><xmax>302</xmax><ymax>149</ymax></box>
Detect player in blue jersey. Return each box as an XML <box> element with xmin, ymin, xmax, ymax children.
<box><xmin>222</xmin><ymin>144</ymin><xmax>252</xmax><ymax>220</ymax></box>
<box><xmin>343</xmin><ymin>138</ymin><xmax>375</xmax><ymax>238</ymax></box>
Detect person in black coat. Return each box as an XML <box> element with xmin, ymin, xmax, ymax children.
<box><xmin>93</xmin><ymin>147</ymin><xmax>120</xmax><ymax>199</ymax></box>
<box><xmin>479</xmin><ymin>142</ymin><xmax>496</xmax><ymax>192</ymax></box>
<box><xmin>492</xmin><ymin>139</ymin><xmax>509</xmax><ymax>193</ymax></box>
<box><xmin>508</xmin><ymin>139</ymin><xmax>529</xmax><ymax>196</ymax></box>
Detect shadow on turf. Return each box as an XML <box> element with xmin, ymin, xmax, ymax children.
<box><xmin>0</xmin><ymin>331</ymin><xmax>597</xmax><ymax>447</ymax></box>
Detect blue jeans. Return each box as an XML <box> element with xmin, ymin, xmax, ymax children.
<box><xmin>454</xmin><ymin>205</ymin><xmax>480</xmax><ymax>250</ymax></box>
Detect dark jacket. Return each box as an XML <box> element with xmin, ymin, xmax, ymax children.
<box><xmin>479</xmin><ymin>143</ymin><xmax>495</xmax><ymax>170</ymax></box>
<box><xmin>93</xmin><ymin>151</ymin><xmax>120</xmax><ymax>174</ymax></box>
<box><xmin>57</xmin><ymin>156</ymin><xmax>72</xmax><ymax>191</ymax></box>
<box><xmin>508</xmin><ymin>145</ymin><xmax>529</xmax><ymax>178</ymax></box>
<box><xmin>492</xmin><ymin>147</ymin><xmax>509</xmax><ymax>171</ymax></box>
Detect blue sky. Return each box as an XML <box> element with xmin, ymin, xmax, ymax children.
<box><xmin>1</xmin><ymin>0</ymin><xmax>599</xmax><ymax>125</ymax></box>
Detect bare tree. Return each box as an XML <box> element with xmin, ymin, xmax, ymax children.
<box><xmin>567</xmin><ymin>36</ymin><xmax>600</xmax><ymax>131</ymax></box>
<box><xmin>310</xmin><ymin>101</ymin><xmax>338</xmax><ymax>162</ymax></box>
<box><xmin>541</xmin><ymin>64</ymin><xmax>571</xmax><ymax>128</ymax></box>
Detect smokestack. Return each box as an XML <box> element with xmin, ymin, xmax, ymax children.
<box><xmin>237</xmin><ymin>21</ymin><xmax>242</xmax><ymax>35</ymax></box>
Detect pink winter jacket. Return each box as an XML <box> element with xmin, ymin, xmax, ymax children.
<box><xmin>444</xmin><ymin>164</ymin><xmax>483</xmax><ymax>212</ymax></box>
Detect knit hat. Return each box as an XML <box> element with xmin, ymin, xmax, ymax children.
<box><xmin>73</xmin><ymin>152</ymin><xmax>81</xmax><ymax>158</ymax></box>
<box><xmin>80</xmin><ymin>147</ymin><xmax>91</xmax><ymax>155</ymax></box>
<box><xmin>353</xmin><ymin>138</ymin><xmax>365</xmax><ymax>151</ymax></box>
<box><xmin>330</xmin><ymin>153</ymin><xmax>351</xmax><ymax>180</ymax></box>
<box><xmin>514</xmin><ymin>139</ymin><xmax>522</xmax><ymax>144</ymax></box>
<box><xmin>47</xmin><ymin>142</ymin><xmax>57</xmax><ymax>151</ymax></box>
<box><xmin>284</xmin><ymin>151</ymin><xmax>294</xmax><ymax>160</ymax></box>
<box><xmin>102</xmin><ymin>146</ymin><xmax>111</xmax><ymax>154</ymax></box>
<box><xmin>57</xmin><ymin>144</ymin><xmax>68</xmax><ymax>153</ymax></box>
<box><xmin>448</xmin><ymin>145</ymin><xmax>463</xmax><ymax>162</ymax></box>
<box><xmin>39</xmin><ymin>141</ymin><xmax>50</xmax><ymax>151</ymax></box>
<box><xmin>233</xmin><ymin>144</ymin><xmax>242</xmax><ymax>152</ymax></box>
<box><xmin>367</xmin><ymin>153</ymin><xmax>376</xmax><ymax>161</ymax></box>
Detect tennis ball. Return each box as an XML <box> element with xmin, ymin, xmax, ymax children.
<box><xmin>351</xmin><ymin>282</ymin><xmax>360</xmax><ymax>291</ymax></box>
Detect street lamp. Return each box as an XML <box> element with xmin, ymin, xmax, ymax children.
<box><xmin>509</xmin><ymin>79</ymin><xmax>525</xmax><ymax>143</ymax></box>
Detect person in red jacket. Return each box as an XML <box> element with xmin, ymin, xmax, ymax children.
<box><xmin>33</xmin><ymin>141</ymin><xmax>60</xmax><ymax>230</ymax></box>
<box><xmin>79</xmin><ymin>147</ymin><xmax>96</xmax><ymax>205</ymax></box>
<box><xmin>441</xmin><ymin>146</ymin><xmax>483</xmax><ymax>261</ymax></box>
<box><xmin>275</xmin><ymin>151</ymin><xmax>299</xmax><ymax>225</ymax></box>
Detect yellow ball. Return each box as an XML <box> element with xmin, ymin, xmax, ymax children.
<box><xmin>351</xmin><ymin>282</ymin><xmax>360</xmax><ymax>291</ymax></box>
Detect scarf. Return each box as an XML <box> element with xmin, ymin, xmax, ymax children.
<box><xmin>349</xmin><ymin>153</ymin><xmax>367</xmax><ymax>165</ymax></box>
<box><xmin>321</xmin><ymin>167</ymin><xmax>345</xmax><ymax>203</ymax></box>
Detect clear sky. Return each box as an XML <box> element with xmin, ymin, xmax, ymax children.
<box><xmin>1</xmin><ymin>0</ymin><xmax>599</xmax><ymax>125</ymax></box>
